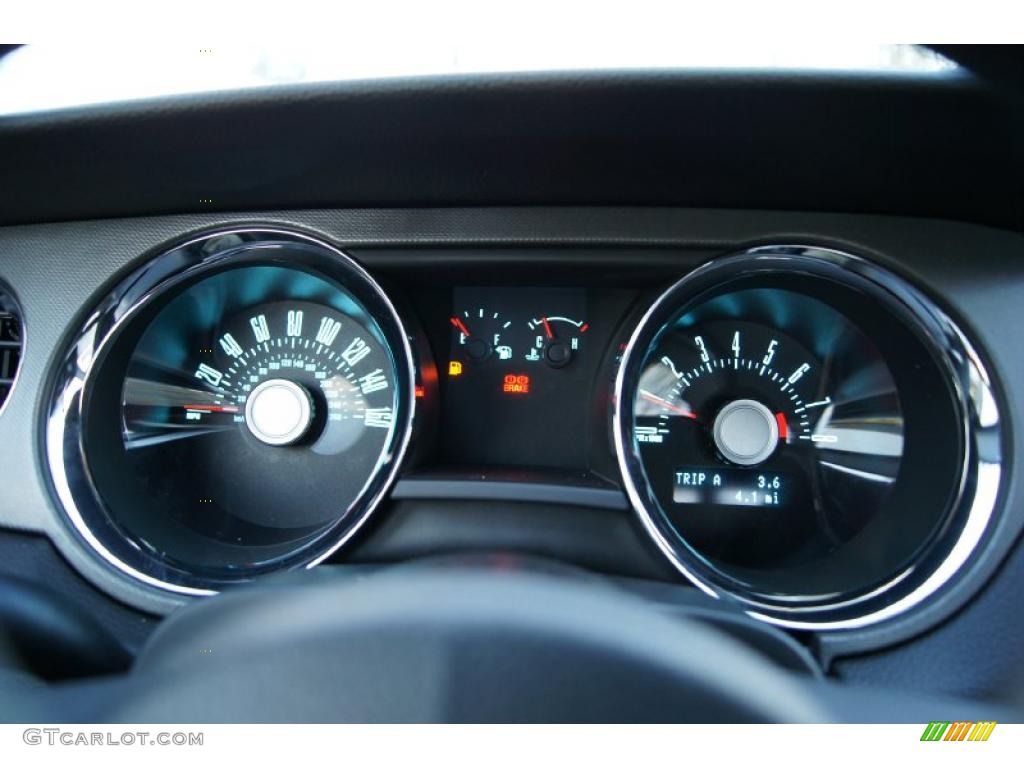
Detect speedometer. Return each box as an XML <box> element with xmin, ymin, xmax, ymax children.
<box><xmin>46</xmin><ymin>229</ymin><xmax>414</xmax><ymax>595</ymax></box>
<box><xmin>615</xmin><ymin>246</ymin><xmax>1002</xmax><ymax>629</ymax></box>
<box><xmin>124</xmin><ymin>297</ymin><xmax>395</xmax><ymax>454</ymax></box>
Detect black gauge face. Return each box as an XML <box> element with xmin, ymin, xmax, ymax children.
<box><xmin>63</xmin><ymin>234</ymin><xmax>414</xmax><ymax>591</ymax></box>
<box><xmin>448</xmin><ymin>288</ymin><xmax>588</xmax><ymax>369</ymax></box>
<box><xmin>618</xmin><ymin>255</ymin><xmax>973</xmax><ymax>616</ymax></box>
<box><xmin>442</xmin><ymin>286</ymin><xmax>591</xmax><ymax>468</ymax></box>
<box><xmin>111</xmin><ymin>278</ymin><xmax>397</xmax><ymax>549</ymax></box>
<box><xmin>636</xmin><ymin>290</ymin><xmax>903</xmax><ymax>575</ymax></box>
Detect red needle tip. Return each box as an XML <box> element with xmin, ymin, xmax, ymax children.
<box><xmin>182</xmin><ymin>404</ymin><xmax>239</xmax><ymax>413</ymax></box>
<box><xmin>640</xmin><ymin>391</ymin><xmax>697</xmax><ymax>420</ymax></box>
<box><xmin>450</xmin><ymin>317</ymin><xmax>471</xmax><ymax>337</ymax></box>
<box><xmin>775</xmin><ymin>412</ymin><xmax>789</xmax><ymax>440</ymax></box>
<box><xmin>541</xmin><ymin>317</ymin><xmax>554</xmax><ymax>339</ymax></box>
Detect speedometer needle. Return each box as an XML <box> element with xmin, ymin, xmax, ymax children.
<box><xmin>639</xmin><ymin>390</ymin><xmax>697</xmax><ymax>419</ymax></box>
<box><xmin>182</xmin><ymin>404</ymin><xmax>240</xmax><ymax>413</ymax></box>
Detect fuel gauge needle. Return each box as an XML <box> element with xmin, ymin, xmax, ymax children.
<box><xmin>450</xmin><ymin>317</ymin><xmax>472</xmax><ymax>337</ymax></box>
<box><xmin>639</xmin><ymin>389</ymin><xmax>698</xmax><ymax>420</ymax></box>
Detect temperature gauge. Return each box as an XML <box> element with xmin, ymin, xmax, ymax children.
<box><xmin>526</xmin><ymin>316</ymin><xmax>588</xmax><ymax>367</ymax></box>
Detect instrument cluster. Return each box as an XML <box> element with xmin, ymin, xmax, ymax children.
<box><xmin>43</xmin><ymin>230</ymin><xmax>1003</xmax><ymax>633</ymax></box>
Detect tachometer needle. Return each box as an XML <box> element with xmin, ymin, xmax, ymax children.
<box><xmin>639</xmin><ymin>390</ymin><xmax>697</xmax><ymax>419</ymax></box>
<box><xmin>450</xmin><ymin>317</ymin><xmax>472</xmax><ymax>337</ymax></box>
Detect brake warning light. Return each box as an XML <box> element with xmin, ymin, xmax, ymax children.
<box><xmin>502</xmin><ymin>374</ymin><xmax>530</xmax><ymax>394</ymax></box>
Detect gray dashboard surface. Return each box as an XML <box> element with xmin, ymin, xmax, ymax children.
<box><xmin>0</xmin><ymin>207</ymin><xmax>1022</xmax><ymax>661</ymax></box>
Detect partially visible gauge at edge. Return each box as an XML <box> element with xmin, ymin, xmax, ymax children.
<box><xmin>46</xmin><ymin>229</ymin><xmax>415</xmax><ymax>595</ymax></box>
<box><xmin>614</xmin><ymin>247</ymin><xmax>1001</xmax><ymax>629</ymax></box>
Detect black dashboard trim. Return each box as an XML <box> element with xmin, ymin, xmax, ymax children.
<box><xmin>0</xmin><ymin>70</ymin><xmax>1020</xmax><ymax>233</ymax></box>
<box><xmin>392</xmin><ymin>476</ymin><xmax>629</xmax><ymax>511</ymax></box>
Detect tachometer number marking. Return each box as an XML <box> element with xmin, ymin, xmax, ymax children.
<box><xmin>694</xmin><ymin>335</ymin><xmax>710</xmax><ymax>363</ymax></box>
<box><xmin>787</xmin><ymin>363</ymin><xmax>810</xmax><ymax>385</ymax></box>
<box><xmin>661</xmin><ymin>355</ymin><xmax>684</xmax><ymax>379</ymax></box>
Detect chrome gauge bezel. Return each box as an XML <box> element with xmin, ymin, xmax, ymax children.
<box><xmin>613</xmin><ymin>245</ymin><xmax>1003</xmax><ymax>630</ymax></box>
<box><xmin>0</xmin><ymin>280</ymin><xmax>25</xmax><ymax>418</ymax></box>
<box><xmin>44</xmin><ymin>228</ymin><xmax>417</xmax><ymax>596</ymax></box>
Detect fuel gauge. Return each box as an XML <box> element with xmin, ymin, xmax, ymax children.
<box><xmin>450</xmin><ymin>308</ymin><xmax>514</xmax><ymax>363</ymax></box>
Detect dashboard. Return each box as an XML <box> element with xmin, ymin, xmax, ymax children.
<box><xmin>0</xmin><ymin>57</ymin><xmax>1023</xmax><ymax>720</ymax></box>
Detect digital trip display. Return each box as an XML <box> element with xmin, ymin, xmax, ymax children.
<box><xmin>673</xmin><ymin>467</ymin><xmax>790</xmax><ymax>507</ymax></box>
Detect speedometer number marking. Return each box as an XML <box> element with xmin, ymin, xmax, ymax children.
<box><xmin>250</xmin><ymin>314</ymin><xmax>270</xmax><ymax>343</ymax></box>
<box><xmin>364</xmin><ymin>407</ymin><xmax>394</xmax><ymax>428</ymax></box>
<box><xmin>315</xmin><ymin>317</ymin><xmax>342</xmax><ymax>346</ymax></box>
<box><xmin>341</xmin><ymin>337</ymin><xmax>372</xmax><ymax>366</ymax></box>
<box><xmin>219</xmin><ymin>333</ymin><xmax>244</xmax><ymax>358</ymax></box>
<box><xmin>194</xmin><ymin>362</ymin><xmax>224</xmax><ymax>387</ymax></box>
<box><xmin>357</xmin><ymin>368</ymin><xmax>389</xmax><ymax>394</ymax></box>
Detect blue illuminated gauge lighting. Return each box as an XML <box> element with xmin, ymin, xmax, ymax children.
<box><xmin>45</xmin><ymin>229</ymin><xmax>415</xmax><ymax>596</ymax></box>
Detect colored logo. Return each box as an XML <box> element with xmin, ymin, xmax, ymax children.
<box><xmin>921</xmin><ymin>721</ymin><xmax>997</xmax><ymax>741</ymax></box>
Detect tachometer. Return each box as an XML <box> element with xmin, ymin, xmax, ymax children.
<box><xmin>634</xmin><ymin>295</ymin><xmax>905</xmax><ymax>571</ymax></box>
<box><xmin>615</xmin><ymin>246</ymin><xmax>1001</xmax><ymax>629</ymax></box>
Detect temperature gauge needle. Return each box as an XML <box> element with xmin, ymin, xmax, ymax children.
<box><xmin>639</xmin><ymin>390</ymin><xmax>698</xmax><ymax>420</ymax></box>
<box><xmin>541</xmin><ymin>316</ymin><xmax>554</xmax><ymax>339</ymax></box>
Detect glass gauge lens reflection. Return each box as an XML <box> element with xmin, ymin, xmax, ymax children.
<box><xmin>86</xmin><ymin>263</ymin><xmax>402</xmax><ymax>579</ymax></box>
